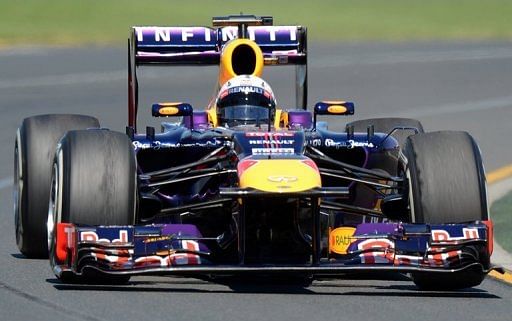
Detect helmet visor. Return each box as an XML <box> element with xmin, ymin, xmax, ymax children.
<box><xmin>217</xmin><ymin>89</ymin><xmax>275</xmax><ymax>126</ymax></box>
<box><xmin>218</xmin><ymin>105</ymin><xmax>270</xmax><ymax>123</ymax></box>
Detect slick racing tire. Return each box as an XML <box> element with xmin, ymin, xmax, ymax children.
<box><xmin>346</xmin><ymin>117</ymin><xmax>424</xmax><ymax>147</ymax></box>
<box><xmin>49</xmin><ymin>129</ymin><xmax>136</xmax><ymax>284</ymax></box>
<box><xmin>403</xmin><ymin>131</ymin><xmax>489</xmax><ymax>290</ymax></box>
<box><xmin>404</xmin><ymin>131</ymin><xmax>487</xmax><ymax>224</ymax></box>
<box><xmin>14</xmin><ymin>114</ymin><xmax>99</xmax><ymax>258</ymax></box>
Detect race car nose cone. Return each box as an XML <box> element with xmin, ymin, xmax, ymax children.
<box><xmin>238</xmin><ymin>158</ymin><xmax>320</xmax><ymax>193</ymax></box>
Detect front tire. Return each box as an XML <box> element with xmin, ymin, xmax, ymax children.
<box><xmin>403</xmin><ymin>131</ymin><xmax>489</xmax><ymax>290</ymax></box>
<box><xmin>58</xmin><ymin>130</ymin><xmax>136</xmax><ymax>226</ymax></box>
<box><xmin>49</xmin><ymin>129</ymin><xmax>136</xmax><ymax>284</ymax></box>
<box><xmin>404</xmin><ymin>131</ymin><xmax>487</xmax><ymax>224</ymax></box>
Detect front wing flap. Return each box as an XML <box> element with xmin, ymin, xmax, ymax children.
<box><xmin>51</xmin><ymin>221</ymin><xmax>494</xmax><ymax>278</ymax></box>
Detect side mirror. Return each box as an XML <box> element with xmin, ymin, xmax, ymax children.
<box><xmin>313</xmin><ymin>101</ymin><xmax>354</xmax><ymax>129</ymax></box>
<box><xmin>152</xmin><ymin>102</ymin><xmax>193</xmax><ymax>117</ymax></box>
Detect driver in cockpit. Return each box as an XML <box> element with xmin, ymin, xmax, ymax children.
<box><xmin>216</xmin><ymin>75</ymin><xmax>276</xmax><ymax>128</ymax></box>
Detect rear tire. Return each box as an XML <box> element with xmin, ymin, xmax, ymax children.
<box><xmin>403</xmin><ymin>131</ymin><xmax>489</xmax><ymax>290</ymax></box>
<box><xmin>347</xmin><ymin>117</ymin><xmax>424</xmax><ymax>147</ymax></box>
<box><xmin>14</xmin><ymin>114</ymin><xmax>99</xmax><ymax>258</ymax></box>
<box><xmin>50</xmin><ymin>129</ymin><xmax>136</xmax><ymax>284</ymax></box>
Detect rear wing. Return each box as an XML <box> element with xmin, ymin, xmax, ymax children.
<box><xmin>128</xmin><ymin>15</ymin><xmax>308</xmax><ymax>130</ymax></box>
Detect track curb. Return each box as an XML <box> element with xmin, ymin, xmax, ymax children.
<box><xmin>487</xmin><ymin>165</ymin><xmax>512</xmax><ymax>285</ymax></box>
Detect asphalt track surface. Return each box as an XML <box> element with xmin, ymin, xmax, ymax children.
<box><xmin>1</xmin><ymin>42</ymin><xmax>512</xmax><ymax>321</ymax></box>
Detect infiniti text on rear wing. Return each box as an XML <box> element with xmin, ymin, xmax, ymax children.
<box><xmin>132</xmin><ymin>26</ymin><xmax>306</xmax><ymax>65</ymax></box>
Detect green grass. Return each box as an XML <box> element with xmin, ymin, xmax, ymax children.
<box><xmin>491</xmin><ymin>190</ymin><xmax>512</xmax><ymax>253</ymax></box>
<box><xmin>1</xmin><ymin>0</ymin><xmax>512</xmax><ymax>46</ymax></box>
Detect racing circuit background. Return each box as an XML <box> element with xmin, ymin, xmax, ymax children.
<box><xmin>2</xmin><ymin>3</ymin><xmax>512</xmax><ymax>321</ymax></box>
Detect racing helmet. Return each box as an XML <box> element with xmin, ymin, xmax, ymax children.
<box><xmin>216</xmin><ymin>75</ymin><xmax>276</xmax><ymax>127</ymax></box>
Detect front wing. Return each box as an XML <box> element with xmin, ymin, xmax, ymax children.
<box><xmin>51</xmin><ymin>221</ymin><xmax>496</xmax><ymax>279</ymax></box>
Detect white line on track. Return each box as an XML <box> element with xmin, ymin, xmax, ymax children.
<box><xmin>386</xmin><ymin>95</ymin><xmax>512</xmax><ymax>119</ymax></box>
<box><xmin>314</xmin><ymin>47</ymin><xmax>512</xmax><ymax>67</ymax></box>
<box><xmin>353</xmin><ymin>95</ymin><xmax>512</xmax><ymax>120</ymax></box>
<box><xmin>0</xmin><ymin>177</ymin><xmax>12</xmax><ymax>190</ymax></box>
<box><xmin>0</xmin><ymin>70</ymin><xmax>126</xmax><ymax>90</ymax></box>
<box><xmin>0</xmin><ymin>46</ymin><xmax>51</xmax><ymax>57</ymax></box>
<box><xmin>0</xmin><ymin>67</ymin><xmax>200</xmax><ymax>90</ymax></box>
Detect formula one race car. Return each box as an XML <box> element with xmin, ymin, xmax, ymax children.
<box><xmin>14</xmin><ymin>15</ymin><xmax>500</xmax><ymax>290</ymax></box>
